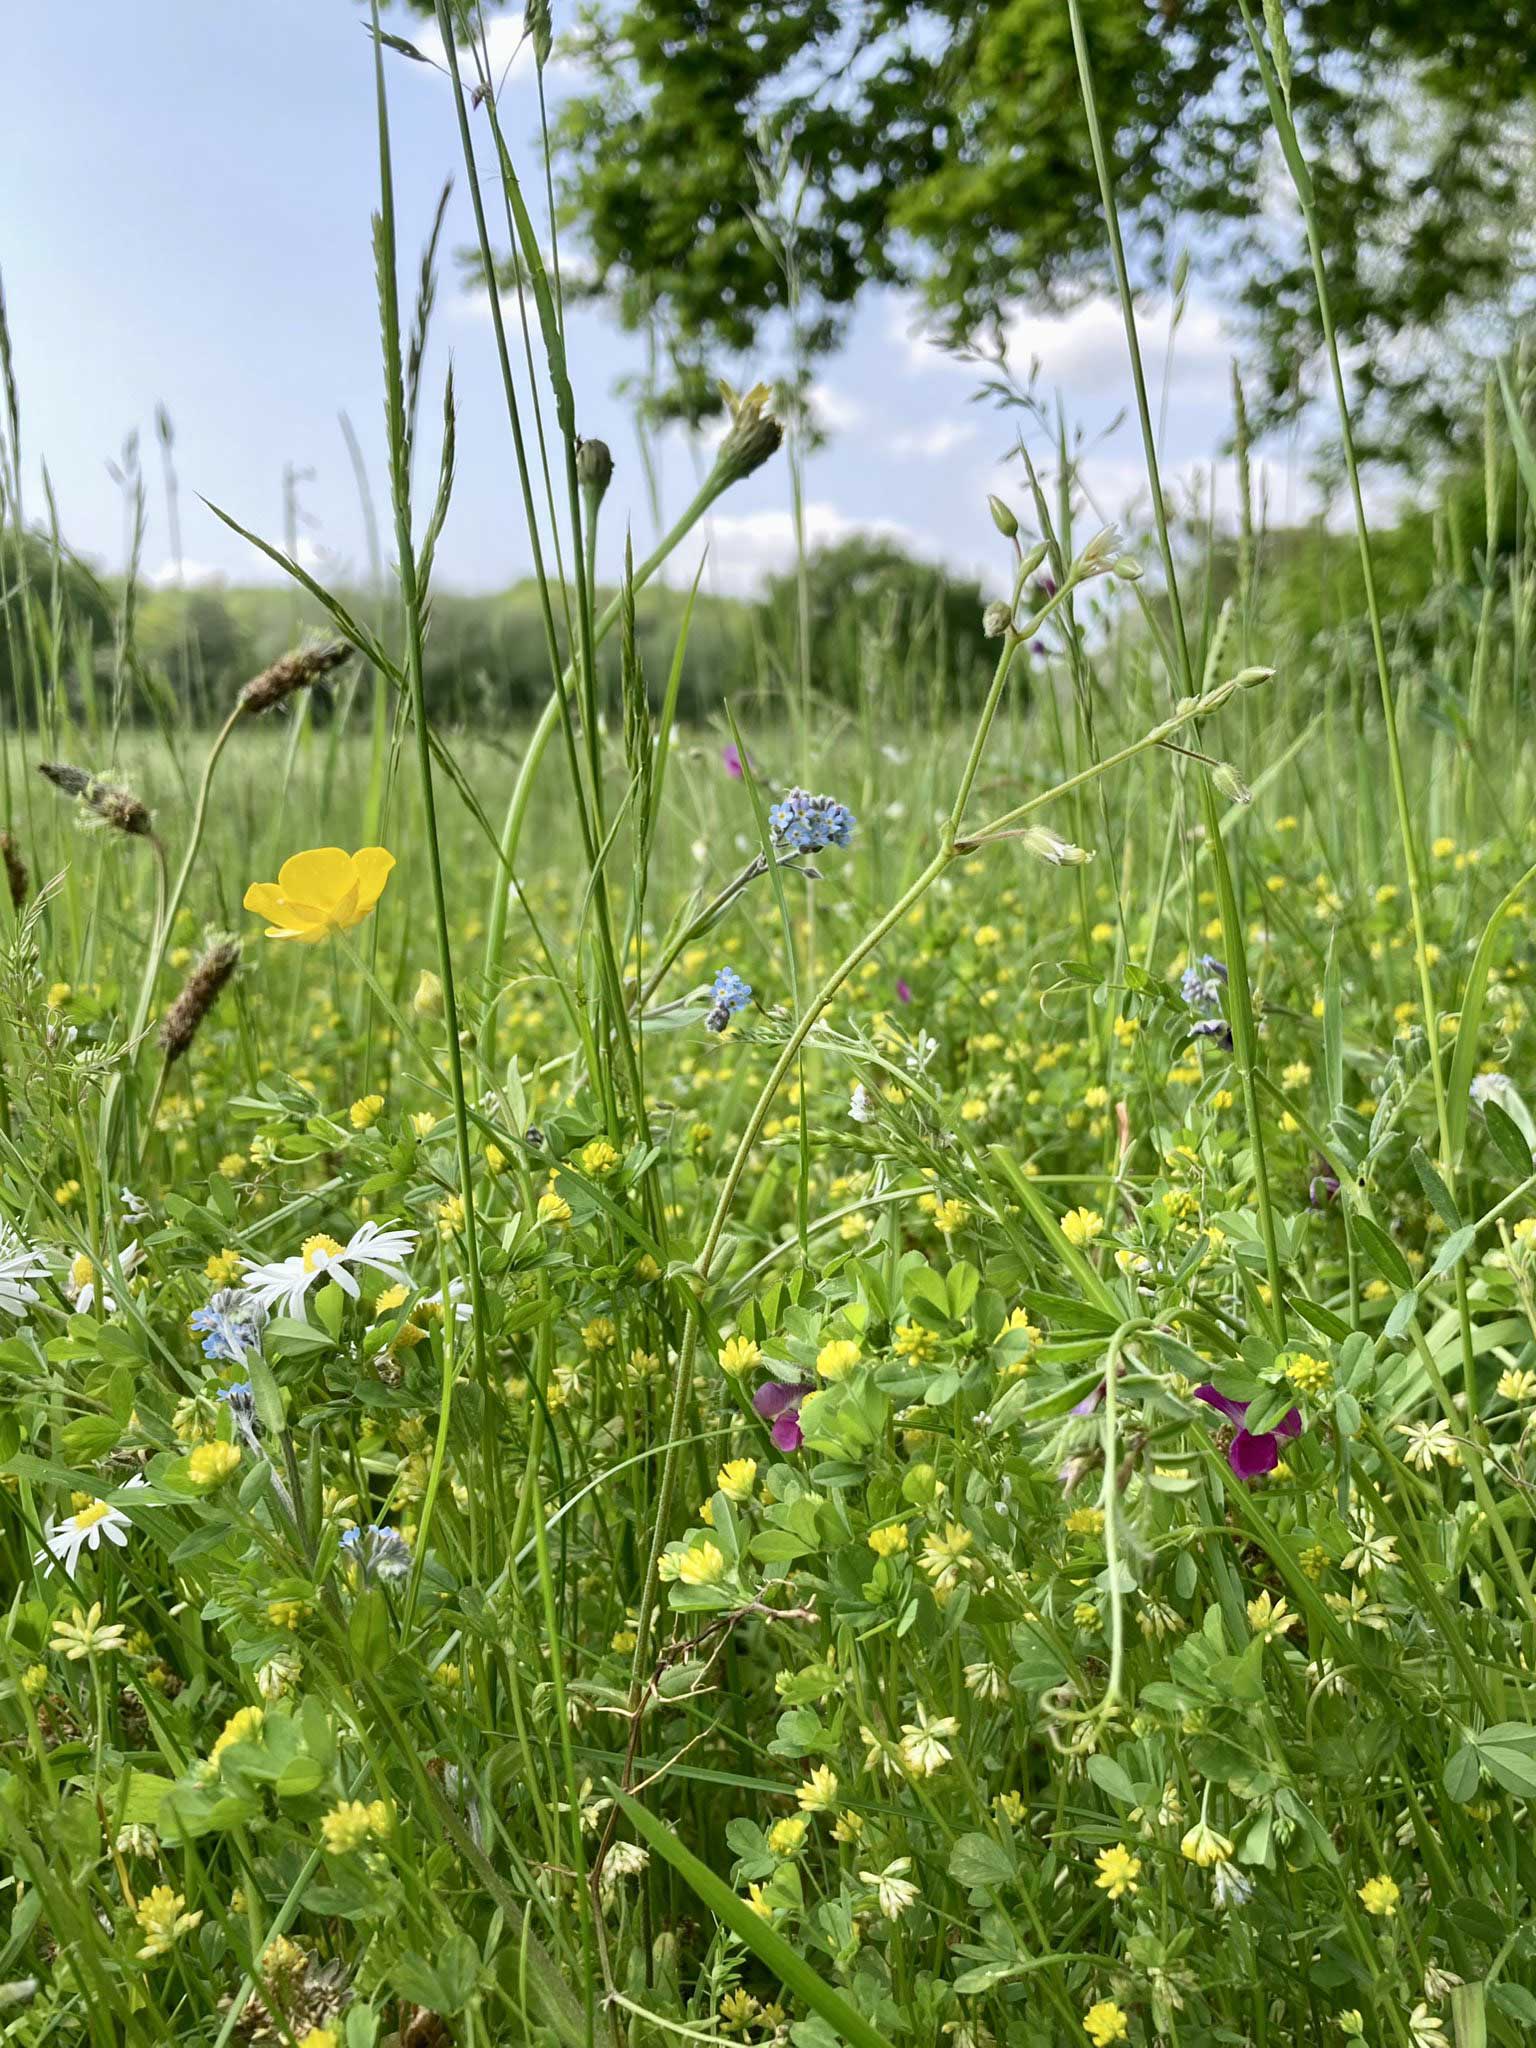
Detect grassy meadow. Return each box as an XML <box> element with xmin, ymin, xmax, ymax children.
<box><xmin>7</xmin><ymin>9</ymin><xmax>1536</xmax><ymax>2048</ymax></box>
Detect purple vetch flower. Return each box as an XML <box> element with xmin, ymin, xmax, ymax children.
<box><xmin>722</xmin><ymin>742</ymin><xmax>746</xmax><ymax>781</ymax></box>
<box><xmin>1309</xmin><ymin>1156</ymin><xmax>1340</xmax><ymax>1208</ymax></box>
<box><xmin>895</xmin><ymin>978</ymin><xmax>912</xmax><ymax>1005</ymax></box>
<box><xmin>1194</xmin><ymin>1384</ymin><xmax>1301</xmax><ymax>1480</ymax></box>
<box><xmin>753</xmin><ymin>1376</ymin><xmax>808</xmax><ymax>1454</ymax></box>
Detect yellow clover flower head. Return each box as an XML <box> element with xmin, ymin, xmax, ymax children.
<box><xmin>244</xmin><ymin>846</ymin><xmax>396</xmax><ymax>944</ymax></box>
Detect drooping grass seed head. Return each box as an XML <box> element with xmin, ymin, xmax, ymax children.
<box><xmin>158</xmin><ymin>936</ymin><xmax>241</xmax><ymax>1064</ymax></box>
<box><xmin>237</xmin><ymin>639</ymin><xmax>353</xmax><ymax>717</ymax></box>
<box><xmin>0</xmin><ymin>830</ymin><xmax>27</xmax><ymax>909</ymax></box>
<box><xmin>38</xmin><ymin>762</ymin><xmax>153</xmax><ymax>838</ymax></box>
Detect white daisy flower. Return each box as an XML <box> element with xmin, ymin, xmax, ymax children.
<box><xmin>242</xmin><ymin>1220</ymin><xmax>416</xmax><ymax>1320</ymax></box>
<box><xmin>35</xmin><ymin>1479</ymin><xmax>144</xmax><ymax>1578</ymax></box>
<box><xmin>423</xmin><ymin>1278</ymin><xmax>473</xmax><ymax>1324</ymax></box>
<box><xmin>0</xmin><ymin>1223</ymin><xmax>49</xmax><ymax>1321</ymax></box>
<box><xmin>66</xmin><ymin>1242</ymin><xmax>143</xmax><ymax>1317</ymax></box>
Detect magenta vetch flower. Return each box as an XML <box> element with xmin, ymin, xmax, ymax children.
<box><xmin>895</xmin><ymin>978</ymin><xmax>912</xmax><ymax>1004</ymax></box>
<box><xmin>1195</xmin><ymin>1384</ymin><xmax>1301</xmax><ymax>1480</ymax></box>
<box><xmin>753</xmin><ymin>1377</ymin><xmax>807</xmax><ymax>1453</ymax></box>
<box><xmin>722</xmin><ymin>743</ymin><xmax>745</xmax><ymax>781</ymax></box>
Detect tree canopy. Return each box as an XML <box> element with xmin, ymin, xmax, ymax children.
<box><xmin>413</xmin><ymin>0</ymin><xmax>1536</xmax><ymax>463</ymax></box>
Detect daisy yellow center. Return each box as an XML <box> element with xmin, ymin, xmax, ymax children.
<box><xmin>70</xmin><ymin>1253</ymin><xmax>95</xmax><ymax>1289</ymax></box>
<box><xmin>302</xmin><ymin>1234</ymin><xmax>345</xmax><ymax>1272</ymax></box>
<box><xmin>73</xmin><ymin>1500</ymin><xmax>112</xmax><ymax>1531</ymax></box>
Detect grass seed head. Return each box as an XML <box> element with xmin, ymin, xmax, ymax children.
<box><xmin>0</xmin><ymin>830</ymin><xmax>27</xmax><ymax>910</ymax></box>
<box><xmin>38</xmin><ymin>762</ymin><xmax>153</xmax><ymax>838</ymax></box>
<box><xmin>237</xmin><ymin>639</ymin><xmax>353</xmax><ymax>717</ymax></box>
<box><xmin>158</xmin><ymin>936</ymin><xmax>241</xmax><ymax>1063</ymax></box>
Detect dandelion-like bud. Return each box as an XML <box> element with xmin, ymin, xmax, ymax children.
<box><xmin>576</xmin><ymin>437</ymin><xmax>614</xmax><ymax>510</ymax></box>
<box><xmin>237</xmin><ymin>639</ymin><xmax>353</xmax><ymax>717</ymax></box>
<box><xmin>704</xmin><ymin>967</ymin><xmax>752</xmax><ymax>1034</ymax></box>
<box><xmin>158</xmin><ymin>937</ymin><xmax>241</xmax><ymax>1063</ymax></box>
<box><xmin>38</xmin><ymin>762</ymin><xmax>153</xmax><ymax>838</ymax></box>
<box><xmin>713</xmin><ymin>380</ymin><xmax>783</xmax><ymax>487</ymax></box>
<box><xmin>0</xmin><ymin>830</ymin><xmax>27</xmax><ymax>910</ymax></box>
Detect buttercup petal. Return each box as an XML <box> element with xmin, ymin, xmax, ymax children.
<box><xmin>322</xmin><ymin>880</ymin><xmax>362</xmax><ymax>931</ymax></box>
<box><xmin>243</xmin><ymin>882</ymin><xmax>297</xmax><ymax>924</ymax></box>
<box><xmin>348</xmin><ymin>847</ymin><xmax>397</xmax><ymax>915</ymax></box>
<box><xmin>277</xmin><ymin>847</ymin><xmax>355</xmax><ymax>908</ymax></box>
<box><xmin>244</xmin><ymin>883</ymin><xmax>320</xmax><ymax>935</ymax></box>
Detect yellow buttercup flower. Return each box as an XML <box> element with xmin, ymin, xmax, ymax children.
<box><xmin>244</xmin><ymin>846</ymin><xmax>396</xmax><ymax>944</ymax></box>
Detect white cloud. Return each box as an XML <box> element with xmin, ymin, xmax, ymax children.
<box><xmin>893</xmin><ymin>290</ymin><xmax>1234</xmax><ymax>402</ymax></box>
<box><xmin>810</xmin><ymin>383</ymin><xmax>867</xmax><ymax>435</ymax></box>
<box><xmin>143</xmin><ymin>558</ymin><xmax>227</xmax><ymax>589</ymax></box>
<box><xmin>888</xmin><ymin>420</ymin><xmax>976</xmax><ymax>459</ymax></box>
<box><xmin>683</xmin><ymin>500</ymin><xmax>922</xmax><ymax>597</ymax></box>
<box><xmin>1004</xmin><ymin>295</ymin><xmax>1231</xmax><ymax>394</ymax></box>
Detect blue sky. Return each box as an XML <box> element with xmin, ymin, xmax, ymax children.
<box><xmin>2</xmin><ymin>2</ymin><xmax>1314</xmax><ymax>599</ymax></box>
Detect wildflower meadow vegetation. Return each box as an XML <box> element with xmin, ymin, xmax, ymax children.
<box><xmin>6</xmin><ymin>6</ymin><xmax>1536</xmax><ymax>2047</ymax></box>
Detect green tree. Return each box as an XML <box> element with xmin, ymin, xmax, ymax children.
<box><xmin>410</xmin><ymin>0</ymin><xmax>1536</xmax><ymax>462</ymax></box>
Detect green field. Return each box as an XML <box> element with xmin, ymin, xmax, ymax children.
<box><xmin>6</xmin><ymin>8</ymin><xmax>1536</xmax><ymax>2048</ymax></box>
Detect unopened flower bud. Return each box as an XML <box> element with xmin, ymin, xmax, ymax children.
<box><xmin>1231</xmin><ymin>665</ymin><xmax>1276</xmax><ymax>689</ymax></box>
<box><xmin>1018</xmin><ymin>541</ymin><xmax>1051</xmax><ymax>580</ymax></box>
<box><xmin>412</xmin><ymin>969</ymin><xmax>444</xmax><ymax>1019</ymax></box>
<box><xmin>1112</xmin><ymin>556</ymin><xmax>1143</xmax><ymax>581</ymax></box>
<box><xmin>1211</xmin><ymin>761</ymin><xmax>1252</xmax><ymax>806</ymax></box>
<box><xmin>987</xmin><ymin>494</ymin><xmax>1018</xmax><ymax>538</ymax></box>
<box><xmin>982</xmin><ymin>601</ymin><xmax>1014</xmax><ymax>639</ymax></box>
<box><xmin>576</xmin><ymin>437</ymin><xmax>614</xmax><ymax>508</ymax></box>
<box><xmin>1019</xmin><ymin>826</ymin><xmax>1093</xmax><ymax>867</ymax></box>
<box><xmin>1079</xmin><ymin>524</ymin><xmax>1123</xmax><ymax>575</ymax></box>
